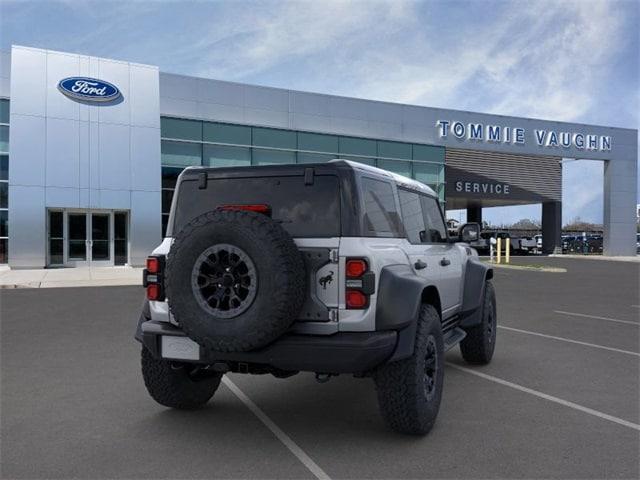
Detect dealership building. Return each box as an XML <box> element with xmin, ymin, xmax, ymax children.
<box><xmin>0</xmin><ymin>45</ymin><xmax>637</xmax><ymax>268</ymax></box>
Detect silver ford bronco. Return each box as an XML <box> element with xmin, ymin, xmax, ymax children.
<box><xmin>135</xmin><ymin>160</ymin><xmax>496</xmax><ymax>435</ymax></box>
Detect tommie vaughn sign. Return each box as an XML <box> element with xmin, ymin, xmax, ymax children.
<box><xmin>58</xmin><ymin>77</ymin><xmax>121</xmax><ymax>102</ymax></box>
<box><xmin>436</xmin><ymin>120</ymin><xmax>612</xmax><ymax>152</ymax></box>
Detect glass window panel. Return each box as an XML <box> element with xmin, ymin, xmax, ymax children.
<box><xmin>252</xmin><ymin>148</ymin><xmax>296</xmax><ymax>165</ymax></box>
<box><xmin>0</xmin><ymin>238</ymin><xmax>8</xmax><ymax>263</ymax></box>
<box><xmin>377</xmin><ymin>159</ymin><xmax>411</xmax><ymax>178</ymax></box>
<box><xmin>413</xmin><ymin>162</ymin><xmax>443</xmax><ymax>184</ymax></box>
<box><xmin>0</xmin><ymin>126</ymin><xmax>8</xmax><ymax>154</ymax></box>
<box><xmin>69</xmin><ymin>214</ymin><xmax>86</xmax><ymax>240</ymax></box>
<box><xmin>0</xmin><ymin>99</ymin><xmax>9</xmax><ymax>124</ymax></box>
<box><xmin>49</xmin><ymin>239</ymin><xmax>63</xmax><ymax>265</ymax></box>
<box><xmin>252</xmin><ymin>127</ymin><xmax>296</xmax><ymax>149</ymax></box>
<box><xmin>203</xmin><ymin>144</ymin><xmax>251</xmax><ymax>167</ymax></box>
<box><xmin>297</xmin><ymin>152</ymin><xmax>334</xmax><ymax>164</ymax></box>
<box><xmin>413</xmin><ymin>144</ymin><xmax>445</xmax><ymax>163</ymax></box>
<box><xmin>297</xmin><ymin>132</ymin><xmax>338</xmax><ymax>153</ymax></box>
<box><xmin>162</xmin><ymin>214</ymin><xmax>169</xmax><ymax>237</ymax></box>
<box><xmin>114</xmin><ymin>213</ymin><xmax>128</xmax><ymax>265</ymax></box>
<box><xmin>0</xmin><ymin>155</ymin><xmax>7</xmax><ymax>180</ymax></box>
<box><xmin>162</xmin><ymin>189</ymin><xmax>174</xmax><ymax>214</ymax></box>
<box><xmin>203</xmin><ymin>122</ymin><xmax>251</xmax><ymax>145</ymax></box>
<box><xmin>92</xmin><ymin>240</ymin><xmax>110</xmax><ymax>260</ymax></box>
<box><xmin>68</xmin><ymin>240</ymin><xmax>86</xmax><ymax>259</ymax></box>
<box><xmin>162</xmin><ymin>166</ymin><xmax>183</xmax><ymax>188</ymax></box>
<box><xmin>398</xmin><ymin>189</ymin><xmax>426</xmax><ymax>244</ymax></box>
<box><xmin>361</xmin><ymin>177</ymin><xmax>403</xmax><ymax>236</ymax></box>
<box><xmin>114</xmin><ymin>213</ymin><xmax>127</xmax><ymax>240</ymax></box>
<box><xmin>339</xmin><ymin>137</ymin><xmax>376</xmax><ymax>157</ymax></box>
<box><xmin>0</xmin><ymin>182</ymin><xmax>7</xmax><ymax>208</ymax></box>
<box><xmin>160</xmin><ymin>117</ymin><xmax>202</xmax><ymax>141</ymax></box>
<box><xmin>378</xmin><ymin>140</ymin><xmax>411</xmax><ymax>160</ymax></box>
<box><xmin>115</xmin><ymin>240</ymin><xmax>127</xmax><ymax>265</ymax></box>
<box><xmin>161</xmin><ymin>140</ymin><xmax>201</xmax><ymax>166</ymax></box>
<box><xmin>91</xmin><ymin>214</ymin><xmax>109</xmax><ymax>241</ymax></box>
<box><xmin>49</xmin><ymin>211</ymin><xmax>63</xmax><ymax>238</ymax></box>
<box><xmin>420</xmin><ymin>195</ymin><xmax>448</xmax><ymax>243</ymax></box>
<box><xmin>0</xmin><ymin>210</ymin><xmax>7</xmax><ymax>237</ymax></box>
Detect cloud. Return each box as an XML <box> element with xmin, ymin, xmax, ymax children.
<box><xmin>1</xmin><ymin>0</ymin><xmax>636</xmax><ymax>223</ymax></box>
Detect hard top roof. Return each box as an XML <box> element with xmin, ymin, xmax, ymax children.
<box><xmin>180</xmin><ymin>159</ymin><xmax>437</xmax><ymax>198</ymax></box>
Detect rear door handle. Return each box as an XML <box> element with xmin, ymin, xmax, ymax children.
<box><xmin>440</xmin><ymin>257</ymin><xmax>451</xmax><ymax>266</ymax></box>
<box><xmin>414</xmin><ymin>259</ymin><xmax>427</xmax><ymax>270</ymax></box>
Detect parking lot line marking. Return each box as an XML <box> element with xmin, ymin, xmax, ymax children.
<box><xmin>554</xmin><ymin>310</ymin><xmax>639</xmax><ymax>326</ymax></box>
<box><xmin>447</xmin><ymin>363</ymin><xmax>640</xmax><ymax>432</ymax></box>
<box><xmin>222</xmin><ymin>376</ymin><xmax>331</xmax><ymax>480</ymax></box>
<box><xmin>497</xmin><ymin>325</ymin><xmax>640</xmax><ymax>357</ymax></box>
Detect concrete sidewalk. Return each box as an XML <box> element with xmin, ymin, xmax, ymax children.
<box><xmin>0</xmin><ymin>266</ymin><xmax>143</xmax><ymax>289</ymax></box>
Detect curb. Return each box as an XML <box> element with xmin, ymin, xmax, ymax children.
<box><xmin>0</xmin><ymin>280</ymin><xmax>142</xmax><ymax>289</ymax></box>
<box><xmin>485</xmin><ymin>263</ymin><xmax>567</xmax><ymax>272</ymax></box>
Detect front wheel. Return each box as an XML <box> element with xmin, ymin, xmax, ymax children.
<box><xmin>460</xmin><ymin>281</ymin><xmax>497</xmax><ymax>365</ymax></box>
<box><xmin>141</xmin><ymin>347</ymin><xmax>223</xmax><ymax>409</ymax></box>
<box><xmin>373</xmin><ymin>304</ymin><xmax>444</xmax><ymax>435</ymax></box>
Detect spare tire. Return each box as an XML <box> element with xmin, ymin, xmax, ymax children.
<box><xmin>165</xmin><ymin>210</ymin><xmax>305</xmax><ymax>352</ymax></box>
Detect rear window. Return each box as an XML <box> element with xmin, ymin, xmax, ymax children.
<box><xmin>170</xmin><ymin>175</ymin><xmax>341</xmax><ymax>237</ymax></box>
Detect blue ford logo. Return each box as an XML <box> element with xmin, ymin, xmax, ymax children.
<box><xmin>58</xmin><ymin>77</ymin><xmax>121</xmax><ymax>102</ymax></box>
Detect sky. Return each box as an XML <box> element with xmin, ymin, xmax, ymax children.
<box><xmin>1</xmin><ymin>0</ymin><xmax>638</xmax><ymax>225</ymax></box>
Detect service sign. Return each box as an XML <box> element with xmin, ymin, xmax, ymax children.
<box><xmin>58</xmin><ymin>77</ymin><xmax>121</xmax><ymax>102</ymax></box>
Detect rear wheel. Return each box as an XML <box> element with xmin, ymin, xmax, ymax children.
<box><xmin>460</xmin><ymin>281</ymin><xmax>497</xmax><ymax>365</ymax></box>
<box><xmin>141</xmin><ymin>347</ymin><xmax>222</xmax><ymax>409</ymax></box>
<box><xmin>373</xmin><ymin>304</ymin><xmax>444</xmax><ymax>435</ymax></box>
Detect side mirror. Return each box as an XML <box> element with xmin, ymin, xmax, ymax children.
<box><xmin>459</xmin><ymin>223</ymin><xmax>480</xmax><ymax>243</ymax></box>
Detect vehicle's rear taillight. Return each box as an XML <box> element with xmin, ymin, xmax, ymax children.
<box><xmin>220</xmin><ymin>204</ymin><xmax>271</xmax><ymax>215</ymax></box>
<box><xmin>345</xmin><ymin>257</ymin><xmax>375</xmax><ymax>309</ymax></box>
<box><xmin>146</xmin><ymin>257</ymin><xmax>160</xmax><ymax>274</ymax></box>
<box><xmin>346</xmin><ymin>259</ymin><xmax>367</xmax><ymax>278</ymax></box>
<box><xmin>346</xmin><ymin>290</ymin><xmax>367</xmax><ymax>309</ymax></box>
<box><xmin>146</xmin><ymin>283</ymin><xmax>161</xmax><ymax>301</ymax></box>
<box><xmin>143</xmin><ymin>255</ymin><xmax>165</xmax><ymax>301</ymax></box>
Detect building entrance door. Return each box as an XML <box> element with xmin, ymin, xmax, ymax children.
<box><xmin>47</xmin><ymin>210</ymin><xmax>129</xmax><ymax>267</ymax></box>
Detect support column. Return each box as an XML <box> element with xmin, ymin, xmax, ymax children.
<box><xmin>542</xmin><ymin>201</ymin><xmax>562</xmax><ymax>254</ymax></box>
<box><xmin>467</xmin><ymin>204</ymin><xmax>482</xmax><ymax>224</ymax></box>
<box><xmin>603</xmin><ymin>155</ymin><xmax>637</xmax><ymax>256</ymax></box>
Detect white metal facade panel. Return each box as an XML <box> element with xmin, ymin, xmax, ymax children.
<box><xmin>8</xmin><ymin>45</ymin><xmax>161</xmax><ymax>267</ymax></box>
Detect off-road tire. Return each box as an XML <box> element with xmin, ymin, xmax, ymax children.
<box><xmin>140</xmin><ymin>347</ymin><xmax>222</xmax><ymax>409</ymax></box>
<box><xmin>165</xmin><ymin>210</ymin><xmax>305</xmax><ymax>353</ymax></box>
<box><xmin>373</xmin><ymin>304</ymin><xmax>444</xmax><ymax>435</ymax></box>
<box><xmin>460</xmin><ymin>281</ymin><xmax>497</xmax><ymax>364</ymax></box>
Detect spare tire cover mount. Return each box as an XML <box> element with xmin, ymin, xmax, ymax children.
<box><xmin>191</xmin><ymin>243</ymin><xmax>258</xmax><ymax>319</ymax></box>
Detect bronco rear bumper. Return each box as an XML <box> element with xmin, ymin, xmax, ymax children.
<box><xmin>136</xmin><ymin>318</ymin><xmax>397</xmax><ymax>374</ymax></box>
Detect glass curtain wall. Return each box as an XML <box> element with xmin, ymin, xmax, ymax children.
<box><xmin>160</xmin><ymin>116</ymin><xmax>446</xmax><ymax>235</ymax></box>
<box><xmin>0</xmin><ymin>99</ymin><xmax>9</xmax><ymax>263</ymax></box>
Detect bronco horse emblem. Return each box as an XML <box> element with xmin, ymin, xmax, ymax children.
<box><xmin>318</xmin><ymin>271</ymin><xmax>334</xmax><ymax>290</ymax></box>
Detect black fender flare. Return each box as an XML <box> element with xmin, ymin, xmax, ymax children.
<box><xmin>375</xmin><ymin>264</ymin><xmax>441</xmax><ymax>362</ymax></box>
<box><xmin>458</xmin><ymin>258</ymin><xmax>494</xmax><ymax>329</ymax></box>
<box><xmin>134</xmin><ymin>298</ymin><xmax>151</xmax><ymax>343</ymax></box>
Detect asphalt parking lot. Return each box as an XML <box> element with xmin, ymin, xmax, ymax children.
<box><xmin>1</xmin><ymin>257</ymin><xmax>639</xmax><ymax>479</ymax></box>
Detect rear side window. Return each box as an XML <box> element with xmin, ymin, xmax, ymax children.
<box><xmin>361</xmin><ymin>177</ymin><xmax>403</xmax><ymax>237</ymax></box>
<box><xmin>420</xmin><ymin>196</ymin><xmax>448</xmax><ymax>243</ymax></box>
<box><xmin>398</xmin><ymin>188</ymin><xmax>426</xmax><ymax>244</ymax></box>
<box><xmin>171</xmin><ymin>175</ymin><xmax>340</xmax><ymax>238</ymax></box>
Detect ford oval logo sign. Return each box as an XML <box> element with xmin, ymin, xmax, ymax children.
<box><xmin>58</xmin><ymin>77</ymin><xmax>121</xmax><ymax>102</ymax></box>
